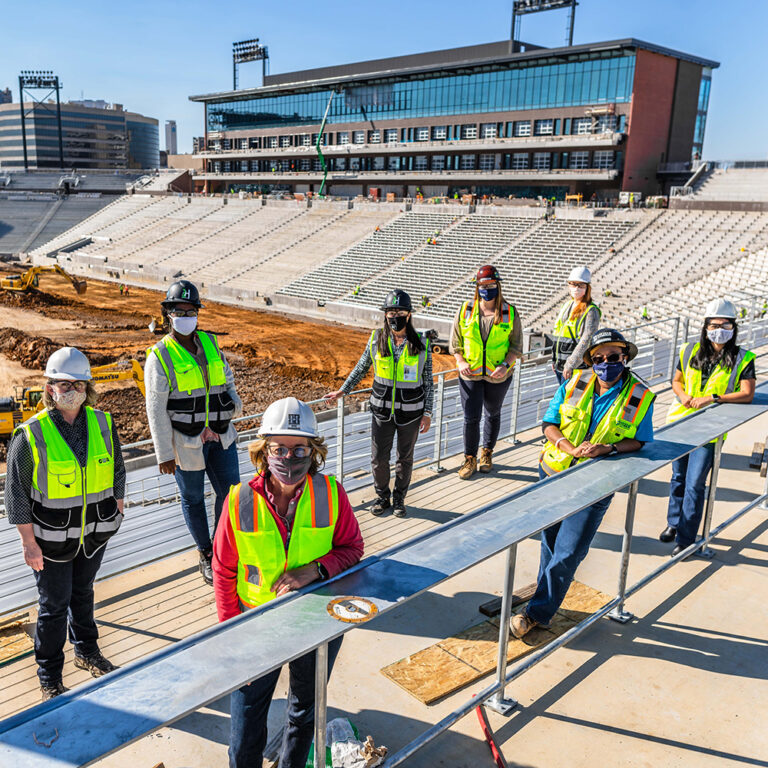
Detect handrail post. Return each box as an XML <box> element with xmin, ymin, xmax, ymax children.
<box><xmin>667</xmin><ymin>316</ymin><xmax>680</xmax><ymax>382</ymax></box>
<box><xmin>314</xmin><ymin>642</ymin><xmax>329</xmax><ymax>768</ymax></box>
<box><xmin>430</xmin><ymin>373</ymin><xmax>446</xmax><ymax>473</ymax></box>
<box><xmin>608</xmin><ymin>480</ymin><xmax>638</xmax><ymax>623</ymax></box>
<box><xmin>336</xmin><ymin>397</ymin><xmax>345</xmax><ymax>483</ymax></box>
<box><xmin>486</xmin><ymin>543</ymin><xmax>518</xmax><ymax>715</ymax></box>
<box><xmin>749</xmin><ymin>296</ymin><xmax>757</xmax><ymax>346</ymax></box>
<box><xmin>508</xmin><ymin>360</ymin><xmax>522</xmax><ymax>444</ymax></box>
<box><xmin>697</xmin><ymin>436</ymin><xmax>723</xmax><ymax>558</ymax></box>
<box><xmin>680</xmin><ymin>316</ymin><xmax>689</xmax><ymax>346</ymax></box>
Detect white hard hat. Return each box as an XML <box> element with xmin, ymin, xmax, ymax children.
<box><xmin>704</xmin><ymin>298</ymin><xmax>737</xmax><ymax>320</ymax></box>
<box><xmin>568</xmin><ymin>266</ymin><xmax>591</xmax><ymax>284</ymax></box>
<box><xmin>258</xmin><ymin>397</ymin><xmax>319</xmax><ymax>438</ymax></box>
<box><xmin>44</xmin><ymin>347</ymin><xmax>92</xmax><ymax>381</ymax></box>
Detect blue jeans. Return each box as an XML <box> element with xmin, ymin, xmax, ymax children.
<box><xmin>526</xmin><ymin>466</ymin><xmax>613</xmax><ymax>626</ymax></box>
<box><xmin>229</xmin><ymin>637</ymin><xmax>343</xmax><ymax>768</ymax></box>
<box><xmin>666</xmin><ymin>442</ymin><xmax>716</xmax><ymax>548</ymax></box>
<box><xmin>459</xmin><ymin>376</ymin><xmax>513</xmax><ymax>456</ymax></box>
<box><xmin>552</xmin><ymin>365</ymin><xmax>565</xmax><ymax>385</ymax></box>
<box><xmin>33</xmin><ymin>546</ymin><xmax>106</xmax><ymax>685</ymax></box>
<box><xmin>174</xmin><ymin>439</ymin><xmax>241</xmax><ymax>552</ymax></box>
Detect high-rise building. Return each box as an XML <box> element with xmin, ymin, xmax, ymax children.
<box><xmin>0</xmin><ymin>100</ymin><xmax>159</xmax><ymax>169</ymax></box>
<box><xmin>190</xmin><ymin>38</ymin><xmax>717</xmax><ymax>198</ymax></box>
<box><xmin>0</xmin><ymin>88</ymin><xmax>12</xmax><ymax>105</ymax></box>
<box><xmin>165</xmin><ymin>120</ymin><xmax>178</xmax><ymax>155</ymax></box>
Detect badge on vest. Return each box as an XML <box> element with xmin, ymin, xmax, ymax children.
<box><xmin>403</xmin><ymin>363</ymin><xmax>418</xmax><ymax>381</ymax></box>
<box><xmin>327</xmin><ymin>596</ymin><xmax>379</xmax><ymax>624</ymax></box>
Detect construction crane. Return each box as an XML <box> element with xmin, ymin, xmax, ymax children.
<box><xmin>0</xmin><ymin>265</ymin><xmax>87</xmax><ymax>295</ymax></box>
<box><xmin>0</xmin><ymin>360</ymin><xmax>144</xmax><ymax>440</ymax></box>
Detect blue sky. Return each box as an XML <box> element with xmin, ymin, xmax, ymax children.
<box><xmin>1</xmin><ymin>0</ymin><xmax>765</xmax><ymax>159</ymax></box>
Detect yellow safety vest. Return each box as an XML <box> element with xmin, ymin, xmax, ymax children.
<box><xmin>229</xmin><ymin>474</ymin><xmax>339</xmax><ymax>609</ymax></box>
<box><xmin>147</xmin><ymin>331</ymin><xmax>234</xmax><ymax>437</ymax></box>
<box><xmin>551</xmin><ymin>300</ymin><xmax>601</xmax><ymax>369</ymax></box>
<box><xmin>667</xmin><ymin>342</ymin><xmax>755</xmax><ymax>440</ymax></box>
<box><xmin>369</xmin><ymin>330</ymin><xmax>427</xmax><ymax>424</ymax></box>
<box><xmin>458</xmin><ymin>300</ymin><xmax>514</xmax><ymax>375</ymax></box>
<box><xmin>17</xmin><ymin>407</ymin><xmax>120</xmax><ymax>561</ymax></box>
<box><xmin>540</xmin><ymin>369</ymin><xmax>654</xmax><ymax>476</ymax></box>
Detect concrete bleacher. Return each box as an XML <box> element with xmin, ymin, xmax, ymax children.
<box><xmin>278</xmin><ymin>212</ymin><xmax>457</xmax><ymax>302</ymax></box>
<box><xmin>691</xmin><ymin>167</ymin><xmax>768</xmax><ymax>202</ymax></box>
<box><xmin>3</xmin><ymin>171</ymin><xmax>143</xmax><ymax>194</ymax></box>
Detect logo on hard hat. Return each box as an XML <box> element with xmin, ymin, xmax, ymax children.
<box><xmin>182</xmin><ymin>289</ymin><xmax>191</xmax><ymax>299</ymax></box>
<box><xmin>392</xmin><ymin>295</ymin><xmax>399</xmax><ymax>305</ymax></box>
<box><xmin>287</xmin><ymin>413</ymin><xmax>301</xmax><ymax>429</ymax></box>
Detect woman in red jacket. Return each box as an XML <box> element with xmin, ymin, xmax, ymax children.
<box><xmin>213</xmin><ymin>396</ymin><xmax>363</xmax><ymax>768</ymax></box>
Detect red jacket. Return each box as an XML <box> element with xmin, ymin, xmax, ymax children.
<box><xmin>212</xmin><ymin>472</ymin><xmax>364</xmax><ymax>622</ymax></box>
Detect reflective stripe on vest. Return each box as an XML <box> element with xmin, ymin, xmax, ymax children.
<box><xmin>229</xmin><ymin>474</ymin><xmax>339</xmax><ymax>609</ymax></box>
<box><xmin>458</xmin><ymin>300</ymin><xmax>514</xmax><ymax>375</ymax></box>
<box><xmin>540</xmin><ymin>371</ymin><xmax>654</xmax><ymax>476</ymax></box>
<box><xmin>368</xmin><ymin>330</ymin><xmax>427</xmax><ymax>424</ymax></box>
<box><xmin>667</xmin><ymin>343</ymin><xmax>755</xmax><ymax>433</ymax></box>
<box><xmin>148</xmin><ymin>331</ymin><xmax>233</xmax><ymax>435</ymax></box>
<box><xmin>551</xmin><ymin>300</ymin><xmax>601</xmax><ymax>368</ymax></box>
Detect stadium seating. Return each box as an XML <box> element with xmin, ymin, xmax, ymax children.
<box><xmin>691</xmin><ymin>167</ymin><xmax>768</xmax><ymax>202</ymax></box>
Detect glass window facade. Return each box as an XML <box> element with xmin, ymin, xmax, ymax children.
<box><xmin>512</xmin><ymin>152</ymin><xmax>529</xmax><ymax>169</ymax></box>
<box><xmin>205</xmin><ymin>50</ymin><xmax>636</xmax><ymax>132</ymax></box>
<box><xmin>573</xmin><ymin>117</ymin><xmax>592</xmax><ymax>134</ymax></box>
<box><xmin>692</xmin><ymin>68</ymin><xmax>711</xmax><ymax>157</ymax></box>
<box><xmin>569</xmin><ymin>151</ymin><xmax>589</xmax><ymax>169</ymax></box>
<box><xmin>593</xmin><ymin>150</ymin><xmax>615</xmax><ymax>169</ymax></box>
<box><xmin>534</xmin><ymin>118</ymin><xmax>553</xmax><ymax>135</ymax></box>
<box><xmin>514</xmin><ymin>121</ymin><xmax>531</xmax><ymax>137</ymax></box>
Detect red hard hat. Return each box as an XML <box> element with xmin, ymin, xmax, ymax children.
<box><xmin>475</xmin><ymin>265</ymin><xmax>501</xmax><ymax>283</ymax></box>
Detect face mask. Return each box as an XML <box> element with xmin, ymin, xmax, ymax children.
<box><xmin>171</xmin><ymin>315</ymin><xmax>198</xmax><ymax>335</ymax></box>
<box><xmin>52</xmin><ymin>388</ymin><xmax>87</xmax><ymax>410</ymax></box>
<box><xmin>569</xmin><ymin>286</ymin><xmax>586</xmax><ymax>300</ymax></box>
<box><xmin>478</xmin><ymin>287</ymin><xmax>498</xmax><ymax>301</ymax></box>
<box><xmin>267</xmin><ymin>455</ymin><xmax>312</xmax><ymax>486</ymax></box>
<box><xmin>388</xmin><ymin>315</ymin><xmax>407</xmax><ymax>332</ymax></box>
<box><xmin>593</xmin><ymin>360</ymin><xmax>625</xmax><ymax>383</ymax></box>
<box><xmin>707</xmin><ymin>328</ymin><xmax>733</xmax><ymax>345</ymax></box>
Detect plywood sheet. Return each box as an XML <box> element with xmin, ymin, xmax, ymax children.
<box><xmin>0</xmin><ymin>614</ymin><xmax>34</xmax><ymax>667</ymax></box>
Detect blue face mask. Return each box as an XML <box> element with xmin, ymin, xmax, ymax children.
<box><xmin>593</xmin><ymin>360</ymin><xmax>625</xmax><ymax>383</ymax></box>
<box><xmin>478</xmin><ymin>287</ymin><xmax>498</xmax><ymax>301</ymax></box>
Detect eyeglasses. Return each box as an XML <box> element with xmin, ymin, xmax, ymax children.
<box><xmin>386</xmin><ymin>311</ymin><xmax>408</xmax><ymax>318</ymax></box>
<box><xmin>568</xmin><ymin>281</ymin><xmax>587</xmax><ymax>288</ymax></box>
<box><xmin>168</xmin><ymin>308</ymin><xmax>198</xmax><ymax>318</ymax></box>
<box><xmin>267</xmin><ymin>444</ymin><xmax>311</xmax><ymax>458</ymax></box>
<box><xmin>706</xmin><ymin>321</ymin><xmax>734</xmax><ymax>330</ymax></box>
<box><xmin>591</xmin><ymin>353</ymin><xmax>624</xmax><ymax>364</ymax></box>
<box><xmin>49</xmin><ymin>380</ymin><xmax>87</xmax><ymax>391</ymax></box>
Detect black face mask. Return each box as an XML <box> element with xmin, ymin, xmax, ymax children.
<box><xmin>267</xmin><ymin>455</ymin><xmax>312</xmax><ymax>486</ymax></box>
<box><xmin>389</xmin><ymin>316</ymin><xmax>407</xmax><ymax>332</ymax></box>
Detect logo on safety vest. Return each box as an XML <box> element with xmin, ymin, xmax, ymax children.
<box><xmin>327</xmin><ymin>596</ymin><xmax>378</xmax><ymax>624</ymax></box>
<box><xmin>287</xmin><ymin>413</ymin><xmax>301</xmax><ymax>429</ymax></box>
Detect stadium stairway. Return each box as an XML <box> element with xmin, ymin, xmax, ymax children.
<box><xmin>690</xmin><ymin>167</ymin><xmax>768</xmax><ymax>202</ymax></box>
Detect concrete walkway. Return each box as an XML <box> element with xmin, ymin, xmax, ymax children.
<box><xmin>1</xmin><ymin>379</ymin><xmax>767</xmax><ymax>767</ymax></box>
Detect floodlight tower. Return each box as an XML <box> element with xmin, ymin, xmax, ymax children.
<box><xmin>232</xmin><ymin>39</ymin><xmax>270</xmax><ymax>90</ymax></box>
<box><xmin>18</xmin><ymin>70</ymin><xmax>64</xmax><ymax>170</ymax></box>
<box><xmin>511</xmin><ymin>0</ymin><xmax>578</xmax><ymax>50</ymax></box>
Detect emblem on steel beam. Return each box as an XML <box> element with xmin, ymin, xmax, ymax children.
<box><xmin>327</xmin><ymin>596</ymin><xmax>378</xmax><ymax>623</ymax></box>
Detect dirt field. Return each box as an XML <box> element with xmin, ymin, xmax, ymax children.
<box><xmin>0</xmin><ymin>269</ymin><xmax>452</xmax><ymax>461</ymax></box>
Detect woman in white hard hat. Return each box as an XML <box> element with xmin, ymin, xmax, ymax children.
<box><xmin>661</xmin><ymin>298</ymin><xmax>755</xmax><ymax>555</ymax></box>
<box><xmin>4</xmin><ymin>347</ymin><xmax>125</xmax><ymax>701</ymax></box>
<box><xmin>550</xmin><ymin>266</ymin><xmax>602</xmax><ymax>384</ymax></box>
<box><xmin>212</xmin><ymin>397</ymin><xmax>363</xmax><ymax>768</ymax></box>
<box><xmin>325</xmin><ymin>288</ymin><xmax>432</xmax><ymax>518</ymax></box>
<box><xmin>450</xmin><ymin>265</ymin><xmax>522</xmax><ymax>480</ymax></box>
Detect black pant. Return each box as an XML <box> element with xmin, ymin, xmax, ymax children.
<box><xmin>370</xmin><ymin>415</ymin><xmax>421</xmax><ymax>500</ymax></box>
<box><xmin>33</xmin><ymin>546</ymin><xmax>106</xmax><ymax>686</ymax></box>
<box><xmin>459</xmin><ymin>376</ymin><xmax>513</xmax><ymax>456</ymax></box>
<box><xmin>229</xmin><ymin>637</ymin><xmax>343</xmax><ymax>768</ymax></box>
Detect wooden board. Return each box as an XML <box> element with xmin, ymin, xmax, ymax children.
<box><xmin>0</xmin><ymin>614</ymin><xmax>34</xmax><ymax>668</ymax></box>
<box><xmin>749</xmin><ymin>442</ymin><xmax>764</xmax><ymax>470</ymax></box>
<box><xmin>381</xmin><ymin>581</ymin><xmax>612</xmax><ymax>705</ymax></box>
<box><xmin>478</xmin><ymin>583</ymin><xmax>537</xmax><ymax>617</ymax></box>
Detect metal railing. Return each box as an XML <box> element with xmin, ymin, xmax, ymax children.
<box><xmin>0</xmin><ymin>382</ymin><xmax>765</xmax><ymax>767</ymax></box>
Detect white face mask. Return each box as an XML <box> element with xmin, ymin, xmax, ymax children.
<box><xmin>569</xmin><ymin>285</ymin><xmax>586</xmax><ymax>300</ymax></box>
<box><xmin>171</xmin><ymin>316</ymin><xmax>198</xmax><ymax>335</ymax></box>
<box><xmin>707</xmin><ymin>327</ymin><xmax>733</xmax><ymax>345</ymax></box>
<box><xmin>52</xmin><ymin>388</ymin><xmax>87</xmax><ymax>410</ymax></box>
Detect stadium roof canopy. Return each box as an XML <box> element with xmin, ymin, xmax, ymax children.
<box><xmin>190</xmin><ymin>38</ymin><xmax>720</xmax><ymax>103</ymax></box>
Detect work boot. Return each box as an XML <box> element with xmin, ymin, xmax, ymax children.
<box><xmin>370</xmin><ymin>496</ymin><xmax>391</xmax><ymax>517</ymax></box>
<box><xmin>73</xmin><ymin>651</ymin><xmax>118</xmax><ymax>678</ymax></box>
<box><xmin>199</xmin><ymin>549</ymin><xmax>213</xmax><ymax>586</ymax></box>
<box><xmin>671</xmin><ymin>544</ymin><xmax>695</xmax><ymax>560</ymax></box>
<box><xmin>510</xmin><ymin>612</ymin><xmax>538</xmax><ymax>639</ymax></box>
<box><xmin>392</xmin><ymin>494</ymin><xmax>407</xmax><ymax>518</ymax></box>
<box><xmin>40</xmin><ymin>681</ymin><xmax>69</xmax><ymax>702</ymax></box>
<box><xmin>659</xmin><ymin>526</ymin><xmax>677</xmax><ymax>543</ymax></box>
<box><xmin>458</xmin><ymin>455</ymin><xmax>477</xmax><ymax>480</ymax></box>
<box><xmin>478</xmin><ymin>447</ymin><xmax>493</xmax><ymax>474</ymax></box>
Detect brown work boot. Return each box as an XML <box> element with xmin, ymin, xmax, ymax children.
<box><xmin>478</xmin><ymin>447</ymin><xmax>493</xmax><ymax>473</ymax></box>
<box><xmin>510</xmin><ymin>612</ymin><xmax>539</xmax><ymax>639</ymax></box>
<box><xmin>458</xmin><ymin>455</ymin><xmax>477</xmax><ymax>480</ymax></box>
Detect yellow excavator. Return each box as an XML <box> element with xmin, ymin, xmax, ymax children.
<box><xmin>0</xmin><ymin>360</ymin><xmax>144</xmax><ymax>440</ymax></box>
<box><xmin>0</xmin><ymin>265</ymin><xmax>87</xmax><ymax>295</ymax></box>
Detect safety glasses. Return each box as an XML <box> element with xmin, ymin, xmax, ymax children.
<box><xmin>49</xmin><ymin>380</ymin><xmax>87</xmax><ymax>391</ymax></box>
<box><xmin>168</xmin><ymin>308</ymin><xmax>198</xmax><ymax>318</ymax></box>
<box><xmin>267</xmin><ymin>444</ymin><xmax>311</xmax><ymax>458</ymax></box>
<box><xmin>591</xmin><ymin>353</ymin><xmax>624</xmax><ymax>364</ymax></box>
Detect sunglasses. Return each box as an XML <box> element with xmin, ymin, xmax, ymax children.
<box><xmin>49</xmin><ymin>380</ymin><xmax>87</xmax><ymax>391</ymax></box>
<box><xmin>591</xmin><ymin>353</ymin><xmax>624</xmax><ymax>364</ymax></box>
<box><xmin>168</xmin><ymin>308</ymin><xmax>198</xmax><ymax>318</ymax></box>
<box><xmin>386</xmin><ymin>311</ymin><xmax>408</xmax><ymax>318</ymax></box>
<box><xmin>267</xmin><ymin>444</ymin><xmax>311</xmax><ymax>458</ymax></box>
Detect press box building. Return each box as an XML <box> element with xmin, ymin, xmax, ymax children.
<box><xmin>189</xmin><ymin>38</ymin><xmax>717</xmax><ymax>199</ymax></box>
